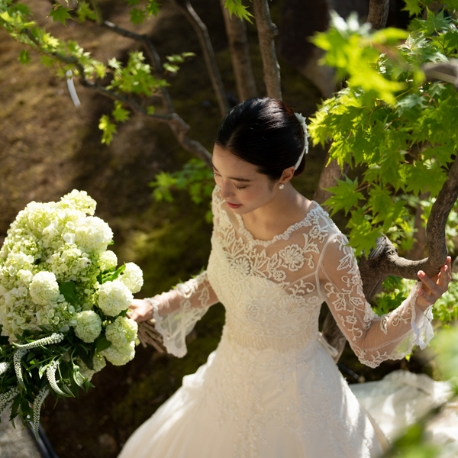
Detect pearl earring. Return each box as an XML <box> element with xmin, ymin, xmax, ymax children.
<box><xmin>279</xmin><ymin>184</ymin><xmax>285</xmax><ymax>190</ymax></box>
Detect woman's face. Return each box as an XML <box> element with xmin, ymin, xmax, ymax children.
<box><xmin>212</xmin><ymin>144</ymin><xmax>279</xmax><ymax>215</ymax></box>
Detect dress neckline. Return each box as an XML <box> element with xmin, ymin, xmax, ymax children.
<box><xmin>233</xmin><ymin>201</ymin><xmax>320</xmax><ymax>247</ymax></box>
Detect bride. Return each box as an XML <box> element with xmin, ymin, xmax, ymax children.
<box><xmin>121</xmin><ymin>97</ymin><xmax>451</xmax><ymax>457</ymax></box>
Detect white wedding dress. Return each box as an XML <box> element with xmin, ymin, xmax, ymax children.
<box><xmin>119</xmin><ymin>187</ymin><xmax>437</xmax><ymax>458</ymax></box>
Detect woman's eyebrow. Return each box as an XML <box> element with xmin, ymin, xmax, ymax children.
<box><xmin>212</xmin><ymin>164</ymin><xmax>253</xmax><ymax>182</ymax></box>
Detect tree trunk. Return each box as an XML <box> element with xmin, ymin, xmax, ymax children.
<box><xmin>220</xmin><ymin>0</ymin><xmax>258</xmax><ymax>101</ymax></box>
<box><xmin>406</xmin><ymin>192</ymin><xmax>429</xmax><ymax>261</ymax></box>
<box><xmin>367</xmin><ymin>0</ymin><xmax>390</xmax><ymax>30</ymax></box>
<box><xmin>172</xmin><ymin>0</ymin><xmax>229</xmax><ymax>117</ymax></box>
<box><xmin>312</xmin><ymin>153</ymin><xmax>345</xmax><ymax>207</ymax></box>
<box><xmin>252</xmin><ymin>0</ymin><xmax>282</xmax><ymax>99</ymax></box>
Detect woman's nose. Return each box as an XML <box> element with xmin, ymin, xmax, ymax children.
<box><xmin>220</xmin><ymin>180</ymin><xmax>234</xmax><ymax>198</ymax></box>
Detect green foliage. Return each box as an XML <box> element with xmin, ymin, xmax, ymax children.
<box><xmin>403</xmin><ymin>0</ymin><xmax>458</xmax><ymax>16</ymax></box>
<box><xmin>150</xmin><ymin>159</ymin><xmax>215</xmax><ymax>222</ymax></box>
<box><xmin>18</xmin><ymin>49</ymin><xmax>29</xmax><ymax>63</ymax></box>
<box><xmin>310</xmin><ymin>10</ymin><xmax>458</xmax><ymax>255</ymax></box>
<box><xmin>76</xmin><ymin>1</ymin><xmax>97</xmax><ymax>22</ymax></box>
<box><xmin>163</xmin><ymin>52</ymin><xmax>195</xmax><ymax>74</ymax></box>
<box><xmin>224</xmin><ymin>0</ymin><xmax>253</xmax><ymax>22</ymax></box>
<box><xmin>372</xmin><ymin>276</ymin><xmax>413</xmax><ymax>316</ymax></box>
<box><xmin>433</xmin><ymin>325</ymin><xmax>458</xmax><ymax>385</ymax></box>
<box><xmin>126</xmin><ymin>0</ymin><xmax>160</xmax><ymax>25</ymax></box>
<box><xmin>0</xmin><ymin>329</ymin><xmax>94</xmax><ymax>427</ymax></box>
<box><xmin>112</xmin><ymin>101</ymin><xmax>130</xmax><ymax>123</ymax></box>
<box><xmin>432</xmin><ymin>274</ymin><xmax>458</xmax><ymax>324</ymax></box>
<box><xmin>48</xmin><ymin>4</ymin><xmax>72</xmax><ymax>26</ymax></box>
<box><xmin>0</xmin><ymin>0</ymin><xmax>195</xmax><ymax>146</ymax></box>
<box><xmin>108</xmin><ymin>51</ymin><xmax>167</xmax><ymax>96</ymax></box>
<box><xmin>98</xmin><ymin>114</ymin><xmax>117</xmax><ymax>145</ymax></box>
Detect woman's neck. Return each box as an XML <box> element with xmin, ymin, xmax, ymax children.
<box><xmin>241</xmin><ymin>183</ymin><xmax>311</xmax><ymax>240</ymax></box>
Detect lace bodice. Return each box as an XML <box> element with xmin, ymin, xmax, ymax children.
<box><xmin>150</xmin><ymin>186</ymin><xmax>433</xmax><ymax>368</ymax></box>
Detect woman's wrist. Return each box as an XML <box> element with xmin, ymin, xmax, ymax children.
<box><xmin>144</xmin><ymin>297</ymin><xmax>160</xmax><ymax>321</ymax></box>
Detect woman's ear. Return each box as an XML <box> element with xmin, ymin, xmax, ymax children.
<box><xmin>279</xmin><ymin>167</ymin><xmax>295</xmax><ymax>185</ymax></box>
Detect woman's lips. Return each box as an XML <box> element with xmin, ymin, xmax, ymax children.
<box><xmin>227</xmin><ymin>202</ymin><xmax>242</xmax><ymax>209</ymax></box>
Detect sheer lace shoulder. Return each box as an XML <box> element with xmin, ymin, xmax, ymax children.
<box><xmin>317</xmin><ymin>229</ymin><xmax>434</xmax><ymax>368</ymax></box>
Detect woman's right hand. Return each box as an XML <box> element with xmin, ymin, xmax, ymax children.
<box><xmin>128</xmin><ymin>299</ymin><xmax>154</xmax><ymax>323</ymax></box>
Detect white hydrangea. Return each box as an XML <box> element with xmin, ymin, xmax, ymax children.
<box><xmin>99</xmin><ymin>250</ymin><xmax>117</xmax><ymax>271</ymax></box>
<box><xmin>75</xmin><ymin>217</ymin><xmax>113</xmax><ymax>254</ymax></box>
<box><xmin>119</xmin><ymin>263</ymin><xmax>143</xmax><ymax>294</ymax></box>
<box><xmin>17</xmin><ymin>269</ymin><xmax>33</xmax><ymax>285</ymax></box>
<box><xmin>101</xmin><ymin>341</ymin><xmax>135</xmax><ymax>366</ymax></box>
<box><xmin>0</xmin><ymin>191</ymin><xmax>138</xmax><ymax>372</ymax></box>
<box><xmin>29</xmin><ymin>272</ymin><xmax>60</xmax><ymax>306</ymax></box>
<box><xmin>105</xmin><ymin>316</ymin><xmax>138</xmax><ymax>348</ymax></box>
<box><xmin>73</xmin><ymin>311</ymin><xmax>102</xmax><ymax>343</ymax></box>
<box><xmin>98</xmin><ymin>280</ymin><xmax>133</xmax><ymax>316</ymax></box>
<box><xmin>60</xmin><ymin>190</ymin><xmax>96</xmax><ymax>216</ymax></box>
<box><xmin>46</xmin><ymin>247</ymin><xmax>91</xmax><ymax>281</ymax></box>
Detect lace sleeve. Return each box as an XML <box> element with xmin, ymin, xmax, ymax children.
<box><xmin>318</xmin><ymin>232</ymin><xmax>434</xmax><ymax>368</ymax></box>
<box><xmin>145</xmin><ymin>271</ymin><xmax>218</xmax><ymax>357</ymax></box>
<box><xmin>144</xmin><ymin>187</ymin><xmax>221</xmax><ymax>358</ymax></box>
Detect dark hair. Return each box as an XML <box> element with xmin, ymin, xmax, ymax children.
<box><xmin>215</xmin><ymin>98</ymin><xmax>306</xmax><ymax>181</ymax></box>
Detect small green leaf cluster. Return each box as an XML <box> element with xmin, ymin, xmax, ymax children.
<box><xmin>108</xmin><ymin>52</ymin><xmax>167</xmax><ymax>96</ymax></box>
<box><xmin>49</xmin><ymin>3</ymin><xmax>72</xmax><ymax>26</ymax></box>
<box><xmin>150</xmin><ymin>159</ymin><xmax>215</xmax><ymax>222</ymax></box>
<box><xmin>125</xmin><ymin>0</ymin><xmax>160</xmax><ymax>25</ymax></box>
<box><xmin>163</xmin><ymin>52</ymin><xmax>195</xmax><ymax>74</ymax></box>
<box><xmin>98</xmin><ymin>101</ymin><xmax>131</xmax><ymax>145</ymax></box>
<box><xmin>310</xmin><ymin>9</ymin><xmax>458</xmax><ymax>255</ymax></box>
<box><xmin>0</xmin><ymin>1</ymin><xmax>106</xmax><ymax>80</ymax></box>
<box><xmin>432</xmin><ymin>273</ymin><xmax>458</xmax><ymax>324</ymax></box>
<box><xmin>372</xmin><ymin>276</ymin><xmax>415</xmax><ymax>317</ymax></box>
<box><xmin>224</xmin><ymin>0</ymin><xmax>253</xmax><ymax>22</ymax></box>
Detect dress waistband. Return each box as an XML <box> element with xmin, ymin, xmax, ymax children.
<box><xmin>222</xmin><ymin>322</ymin><xmax>338</xmax><ymax>357</ymax></box>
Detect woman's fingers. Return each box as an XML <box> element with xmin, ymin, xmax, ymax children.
<box><xmin>127</xmin><ymin>299</ymin><xmax>153</xmax><ymax>322</ymax></box>
<box><xmin>417</xmin><ymin>256</ymin><xmax>452</xmax><ymax>305</ymax></box>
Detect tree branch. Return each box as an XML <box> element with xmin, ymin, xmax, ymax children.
<box><xmin>359</xmin><ymin>154</ymin><xmax>458</xmax><ymax>298</ymax></box>
<box><xmin>219</xmin><ymin>0</ymin><xmax>257</xmax><ymax>101</ymax></box>
<box><xmin>252</xmin><ymin>0</ymin><xmax>282</xmax><ymax>99</ymax></box>
<box><xmin>172</xmin><ymin>0</ymin><xmax>229</xmax><ymax>117</ymax></box>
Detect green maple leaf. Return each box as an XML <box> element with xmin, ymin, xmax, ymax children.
<box><xmin>396</xmin><ymin>93</ymin><xmax>425</xmax><ymax>115</ymax></box>
<box><xmin>49</xmin><ymin>5</ymin><xmax>72</xmax><ymax>26</ymax></box>
<box><xmin>18</xmin><ymin>50</ymin><xmax>30</xmax><ymax>64</ymax></box>
<box><xmin>130</xmin><ymin>7</ymin><xmax>145</xmax><ymax>25</ymax></box>
<box><xmin>324</xmin><ymin>177</ymin><xmax>364</xmax><ymax>216</ymax></box>
<box><xmin>347</xmin><ymin>208</ymin><xmax>382</xmax><ymax>256</ymax></box>
<box><xmin>146</xmin><ymin>0</ymin><xmax>160</xmax><ymax>16</ymax></box>
<box><xmin>112</xmin><ymin>102</ymin><xmax>130</xmax><ymax>122</ymax></box>
<box><xmin>402</xmin><ymin>0</ymin><xmax>424</xmax><ymax>16</ymax></box>
<box><xmin>224</xmin><ymin>0</ymin><xmax>253</xmax><ymax>22</ymax></box>
<box><xmin>418</xmin><ymin>9</ymin><xmax>450</xmax><ymax>36</ymax></box>
<box><xmin>98</xmin><ymin>115</ymin><xmax>117</xmax><ymax>145</ymax></box>
<box><xmin>77</xmin><ymin>1</ymin><xmax>97</xmax><ymax>22</ymax></box>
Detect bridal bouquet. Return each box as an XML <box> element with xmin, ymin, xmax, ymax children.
<box><xmin>0</xmin><ymin>190</ymin><xmax>143</xmax><ymax>436</ymax></box>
